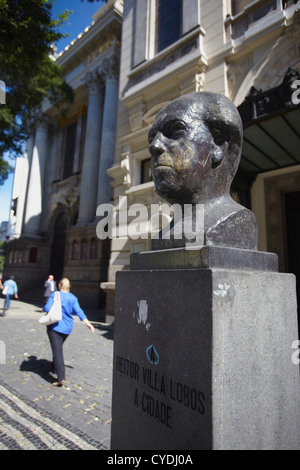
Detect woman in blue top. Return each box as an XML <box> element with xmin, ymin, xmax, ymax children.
<box><xmin>44</xmin><ymin>277</ymin><xmax>94</xmax><ymax>386</ymax></box>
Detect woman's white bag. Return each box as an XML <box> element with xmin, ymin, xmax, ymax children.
<box><xmin>39</xmin><ymin>291</ymin><xmax>62</xmax><ymax>326</ymax></box>
<box><xmin>2</xmin><ymin>286</ymin><xmax>8</xmax><ymax>296</ymax></box>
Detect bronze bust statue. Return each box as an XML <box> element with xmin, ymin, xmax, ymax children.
<box><xmin>148</xmin><ymin>92</ymin><xmax>258</xmax><ymax>250</ymax></box>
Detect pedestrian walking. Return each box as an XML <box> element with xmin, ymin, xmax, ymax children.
<box><xmin>1</xmin><ymin>276</ymin><xmax>18</xmax><ymax>316</ymax></box>
<box><xmin>43</xmin><ymin>277</ymin><xmax>94</xmax><ymax>387</ymax></box>
<box><xmin>44</xmin><ymin>274</ymin><xmax>57</xmax><ymax>304</ymax></box>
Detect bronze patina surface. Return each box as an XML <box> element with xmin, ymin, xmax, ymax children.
<box><xmin>148</xmin><ymin>92</ymin><xmax>258</xmax><ymax>250</ymax></box>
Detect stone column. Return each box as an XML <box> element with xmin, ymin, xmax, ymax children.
<box><xmin>13</xmin><ymin>135</ymin><xmax>34</xmax><ymax>238</ymax></box>
<box><xmin>40</xmin><ymin>123</ymin><xmax>59</xmax><ymax>234</ymax></box>
<box><xmin>23</xmin><ymin>120</ymin><xmax>49</xmax><ymax>236</ymax></box>
<box><xmin>73</xmin><ymin>106</ymin><xmax>87</xmax><ymax>174</ymax></box>
<box><xmin>96</xmin><ymin>55</ymin><xmax>119</xmax><ymax>208</ymax></box>
<box><xmin>53</xmin><ymin>125</ymin><xmax>64</xmax><ymax>181</ymax></box>
<box><xmin>77</xmin><ymin>70</ymin><xmax>104</xmax><ymax>225</ymax></box>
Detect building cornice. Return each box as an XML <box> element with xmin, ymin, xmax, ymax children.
<box><xmin>55</xmin><ymin>0</ymin><xmax>123</xmax><ymax>72</ymax></box>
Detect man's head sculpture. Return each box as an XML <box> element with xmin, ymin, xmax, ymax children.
<box><xmin>148</xmin><ymin>92</ymin><xmax>258</xmax><ymax>250</ymax></box>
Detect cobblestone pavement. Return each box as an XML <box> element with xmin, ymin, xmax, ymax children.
<box><xmin>0</xmin><ymin>298</ymin><xmax>113</xmax><ymax>450</ymax></box>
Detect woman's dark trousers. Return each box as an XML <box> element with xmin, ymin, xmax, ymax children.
<box><xmin>47</xmin><ymin>328</ymin><xmax>68</xmax><ymax>382</ymax></box>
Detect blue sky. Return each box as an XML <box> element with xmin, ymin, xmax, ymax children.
<box><xmin>0</xmin><ymin>0</ymin><xmax>106</xmax><ymax>225</ymax></box>
<box><xmin>52</xmin><ymin>0</ymin><xmax>106</xmax><ymax>53</ymax></box>
<box><xmin>0</xmin><ymin>161</ymin><xmax>14</xmax><ymax>225</ymax></box>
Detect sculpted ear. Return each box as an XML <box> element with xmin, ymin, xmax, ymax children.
<box><xmin>211</xmin><ymin>141</ymin><xmax>229</xmax><ymax>169</ymax></box>
<box><xmin>208</xmin><ymin>124</ymin><xmax>230</xmax><ymax>169</ymax></box>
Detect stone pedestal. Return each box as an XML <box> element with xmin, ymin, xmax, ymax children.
<box><xmin>111</xmin><ymin>249</ymin><xmax>300</xmax><ymax>450</ymax></box>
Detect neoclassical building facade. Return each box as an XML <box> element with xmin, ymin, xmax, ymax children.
<box><xmin>102</xmin><ymin>0</ymin><xmax>300</xmax><ymax>320</ymax></box>
<box><xmin>4</xmin><ymin>0</ymin><xmax>123</xmax><ymax>313</ymax></box>
<box><xmin>4</xmin><ymin>0</ymin><xmax>300</xmax><ymax>324</ymax></box>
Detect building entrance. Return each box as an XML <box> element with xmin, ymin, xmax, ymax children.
<box><xmin>50</xmin><ymin>212</ymin><xmax>67</xmax><ymax>281</ymax></box>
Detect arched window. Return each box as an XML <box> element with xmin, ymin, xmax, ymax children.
<box><xmin>63</xmin><ymin>120</ymin><xmax>77</xmax><ymax>179</ymax></box>
<box><xmin>90</xmin><ymin>237</ymin><xmax>97</xmax><ymax>259</ymax></box>
<box><xmin>141</xmin><ymin>158</ymin><xmax>153</xmax><ymax>184</ymax></box>
<box><xmin>50</xmin><ymin>212</ymin><xmax>67</xmax><ymax>281</ymax></box>
<box><xmin>81</xmin><ymin>239</ymin><xmax>88</xmax><ymax>260</ymax></box>
<box><xmin>71</xmin><ymin>240</ymin><xmax>79</xmax><ymax>260</ymax></box>
<box><xmin>29</xmin><ymin>247</ymin><xmax>37</xmax><ymax>263</ymax></box>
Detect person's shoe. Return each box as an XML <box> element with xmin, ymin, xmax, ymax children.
<box><xmin>52</xmin><ymin>381</ymin><xmax>64</xmax><ymax>387</ymax></box>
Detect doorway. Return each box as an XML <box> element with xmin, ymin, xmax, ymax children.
<box><xmin>285</xmin><ymin>191</ymin><xmax>300</xmax><ymax>337</ymax></box>
<box><xmin>50</xmin><ymin>212</ymin><xmax>67</xmax><ymax>281</ymax></box>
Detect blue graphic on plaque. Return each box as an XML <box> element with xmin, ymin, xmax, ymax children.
<box><xmin>146</xmin><ymin>345</ymin><xmax>159</xmax><ymax>365</ymax></box>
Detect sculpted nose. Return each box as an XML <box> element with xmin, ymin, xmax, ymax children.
<box><xmin>149</xmin><ymin>133</ymin><xmax>165</xmax><ymax>158</ymax></box>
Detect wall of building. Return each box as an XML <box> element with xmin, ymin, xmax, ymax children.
<box><xmin>103</xmin><ymin>0</ymin><xmax>300</xmax><ymax>315</ymax></box>
<box><xmin>4</xmin><ymin>0</ymin><xmax>123</xmax><ymax>316</ymax></box>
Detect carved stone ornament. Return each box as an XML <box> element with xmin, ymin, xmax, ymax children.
<box><xmin>83</xmin><ymin>70</ymin><xmax>105</xmax><ymax>95</ymax></box>
<box><xmin>282</xmin><ymin>9</ymin><xmax>300</xmax><ymax>52</ymax></box>
<box><xmin>107</xmin><ymin>151</ymin><xmax>131</xmax><ymax>188</ymax></box>
<box><xmin>128</xmin><ymin>98</ymin><xmax>146</xmax><ymax>132</ymax></box>
<box><xmin>98</xmin><ymin>55</ymin><xmax>119</xmax><ymax>82</ymax></box>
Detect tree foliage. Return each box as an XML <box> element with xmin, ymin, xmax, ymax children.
<box><xmin>0</xmin><ymin>0</ymin><xmax>74</xmax><ymax>183</ymax></box>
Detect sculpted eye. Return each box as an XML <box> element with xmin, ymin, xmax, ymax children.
<box><xmin>148</xmin><ymin>119</ymin><xmax>187</xmax><ymax>144</ymax></box>
<box><xmin>172</xmin><ymin>127</ymin><xmax>185</xmax><ymax>139</ymax></box>
<box><xmin>206</xmin><ymin>120</ymin><xmax>229</xmax><ymax>146</ymax></box>
<box><xmin>163</xmin><ymin>121</ymin><xmax>186</xmax><ymax>139</ymax></box>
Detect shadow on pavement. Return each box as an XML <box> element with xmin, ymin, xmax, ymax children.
<box><xmin>18</xmin><ymin>298</ymin><xmax>44</xmax><ymax>309</ymax></box>
<box><xmin>93</xmin><ymin>323</ymin><xmax>114</xmax><ymax>340</ymax></box>
<box><xmin>19</xmin><ymin>355</ymin><xmax>73</xmax><ymax>383</ymax></box>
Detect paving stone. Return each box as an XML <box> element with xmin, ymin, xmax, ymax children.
<box><xmin>0</xmin><ymin>300</ymin><xmax>113</xmax><ymax>449</ymax></box>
